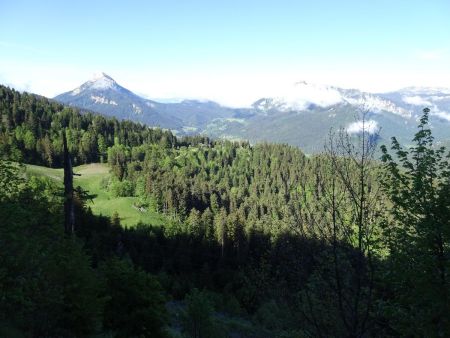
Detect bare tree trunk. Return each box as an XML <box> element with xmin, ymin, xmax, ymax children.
<box><xmin>63</xmin><ymin>130</ymin><xmax>75</xmax><ymax>235</ymax></box>
<box><xmin>293</xmin><ymin>110</ymin><xmax>383</xmax><ymax>337</ymax></box>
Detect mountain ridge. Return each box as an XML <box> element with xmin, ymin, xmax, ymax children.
<box><xmin>53</xmin><ymin>73</ymin><xmax>450</xmax><ymax>153</ymax></box>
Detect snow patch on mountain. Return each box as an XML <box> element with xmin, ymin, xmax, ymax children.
<box><xmin>223</xmin><ymin>118</ymin><xmax>246</xmax><ymax>124</ymax></box>
<box><xmin>182</xmin><ymin>126</ymin><xmax>198</xmax><ymax>133</ymax></box>
<box><xmin>71</xmin><ymin>88</ymin><xmax>81</xmax><ymax>96</ymax></box>
<box><xmin>344</xmin><ymin>93</ymin><xmax>412</xmax><ymax>118</ymax></box>
<box><xmin>346</xmin><ymin>120</ymin><xmax>379</xmax><ymax>134</ymax></box>
<box><xmin>91</xmin><ymin>95</ymin><xmax>118</xmax><ymax>105</ymax></box>
<box><xmin>69</xmin><ymin>73</ymin><xmax>118</xmax><ymax>95</ymax></box>
<box><xmin>89</xmin><ymin>72</ymin><xmax>117</xmax><ymax>90</ymax></box>
<box><xmin>132</xmin><ymin>103</ymin><xmax>142</xmax><ymax>114</ymax></box>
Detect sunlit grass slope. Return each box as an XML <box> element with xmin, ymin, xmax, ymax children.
<box><xmin>25</xmin><ymin>163</ymin><xmax>166</xmax><ymax>227</ymax></box>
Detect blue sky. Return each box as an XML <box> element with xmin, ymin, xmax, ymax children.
<box><xmin>1</xmin><ymin>0</ymin><xmax>449</xmax><ymax>106</ymax></box>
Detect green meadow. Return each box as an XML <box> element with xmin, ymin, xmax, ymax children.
<box><xmin>25</xmin><ymin>163</ymin><xmax>166</xmax><ymax>227</ymax></box>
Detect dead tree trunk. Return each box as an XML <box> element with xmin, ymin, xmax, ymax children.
<box><xmin>63</xmin><ymin>130</ymin><xmax>75</xmax><ymax>235</ymax></box>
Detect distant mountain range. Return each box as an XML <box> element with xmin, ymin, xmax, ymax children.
<box><xmin>54</xmin><ymin>73</ymin><xmax>236</xmax><ymax>132</ymax></box>
<box><xmin>54</xmin><ymin>73</ymin><xmax>450</xmax><ymax>153</ymax></box>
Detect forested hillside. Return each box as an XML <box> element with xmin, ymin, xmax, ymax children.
<box><xmin>0</xmin><ymin>85</ymin><xmax>181</xmax><ymax>166</ymax></box>
<box><xmin>1</xmin><ymin>85</ymin><xmax>449</xmax><ymax>337</ymax></box>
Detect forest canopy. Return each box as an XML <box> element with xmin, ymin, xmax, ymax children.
<box><xmin>0</xmin><ymin>85</ymin><xmax>449</xmax><ymax>337</ymax></box>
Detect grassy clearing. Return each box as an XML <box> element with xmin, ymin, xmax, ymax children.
<box><xmin>25</xmin><ymin>163</ymin><xmax>166</xmax><ymax>227</ymax></box>
<box><xmin>26</xmin><ymin>163</ymin><xmax>64</xmax><ymax>181</ymax></box>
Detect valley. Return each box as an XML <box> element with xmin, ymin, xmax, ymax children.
<box><xmin>2</xmin><ymin>1</ymin><xmax>450</xmax><ymax>336</ymax></box>
<box><xmin>1</xmin><ymin>79</ymin><xmax>450</xmax><ymax>337</ymax></box>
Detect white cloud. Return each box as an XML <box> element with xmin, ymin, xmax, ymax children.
<box><xmin>402</xmin><ymin>95</ymin><xmax>432</xmax><ymax>106</ymax></box>
<box><xmin>273</xmin><ymin>81</ymin><xmax>343</xmax><ymax>110</ymax></box>
<box><xmin>433</xmin><ymin>110</ymin><xmax>450</xmax><ymax>122</ymax></box>
<box><xmin>346</xmin><ymin>120</ymin><xmax>379</xmax><ymax>134</ymax></box>
<box><xmin>1</xmin><ymin>57</ymin><xmax>450</xmax><ymax>108</ymax></box>
<box><xmin>431</xmin><ymin>95</ymin><xmax>450</xmax><ymax>101</ymax></box>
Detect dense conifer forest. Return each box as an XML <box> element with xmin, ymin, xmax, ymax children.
<box><xmin>1</xmin><ymin>85</ymin><xmax>449</xmax><ymax>337</ymax></box>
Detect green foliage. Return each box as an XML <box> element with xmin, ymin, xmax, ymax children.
<box><xmin>0</xmin><ymin>166</ymin><xmax>103</xmax><ymax>336</ymax></box>
<box><xmin>97</xmin><ymin>134</ymin><xmax>107</xmax><ymax>163</ymax></box>
<box><xmin>4</xmin><ymin>84</ymin><xmax>450</xmax><ymax>336</ymax></box>
<box><xmin>182</xmin><ymin>289</ymin><xmax>220</xmax><ymax>338</ymax></box>
<box><xmin>106</xmin><ymin>140</ymin><xmax>307</xmax><ymax>245</ymax></box>
<box><xmin>253</xmin><ymin>300</ymin><xmax>295</xmax><ymax>332</ymax></box>
<box><xmin>110</xmin><ymin>177</ymin><xmax>135</xmax><ymax>197</ymax></box>
<box><xmin>380</xmin><ymin>108</ymin><xmax>450</xmax><ymax>336</ymax></box>
<box><xmin>0</xmin><ymin>85</ymin><xmax>177</xmax><ymax>167</ymax></box>
<box><xmin>0</xmin><ymin>159</ymin><xmax>170</xmax><ymax>337</ymax></box>
<box><xmin>0</xmin><ymin>160</ymin><xmax>25</xmax><ymax>201</ymax></box>
<box><xmin>100</xmin><ymin>258</ymin><xmax>168</xmax><ymax>337</ymax></box>
<box><xmin>25</xmin><ymin>163</ymin><xmax>167</xmax><ymax>227</ymax></box>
